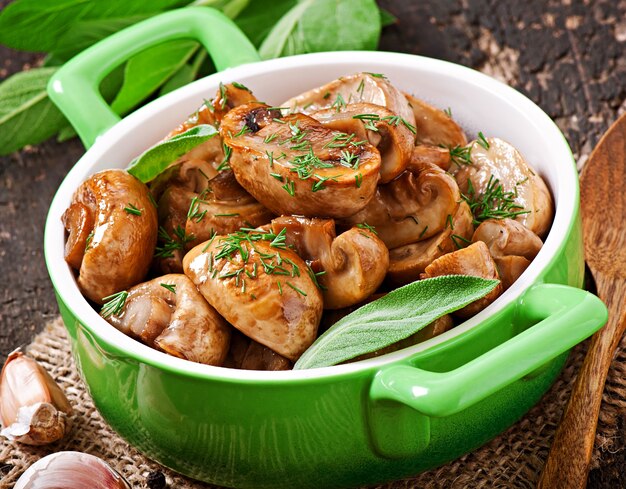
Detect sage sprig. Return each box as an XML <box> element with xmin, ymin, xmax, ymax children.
<box><xmin>126</xmin><ymin>124</ymin><xmax>217</xmax><ymax>183</ymax></box>
<box><xmin>294</xmin><ymin>275</ymin><xmax>500</xmax><ymax>370</ymax></box>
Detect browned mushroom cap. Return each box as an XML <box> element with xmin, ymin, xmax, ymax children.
<box><xmin>472</xmin><ymin>218</ymin><xmax>543</xmax><ymax>260</ymax></box>
<box><xmin>342</xmin><ymin>162</ymin><xmax>460</xmax><ymax>249</ymax></box>
<box><xmin>405</xmin><ymin>93</ymin><xmax>467</xmax><ymax>147</ymax></box>
<box><xmin>494</xmin><ymin>255</ymin><xmax>531</xmax><ymax>290</ymax></box>
<box><xmin>351</xmin><ymin>314</ymin><xmax>454</xmax><ymax>362</ymax></box>
<box><xmin>104</xmin><ymin>274</ymin><xmax>231</xmax><ymax>366</ymax></box>
<box><xmin>310</xmin><ymin>102</ymin><xmax>415</xmax><ymax>183</ymax></box>
<box><xmin>283</xmin><ymin>73</ymin><xmax>415</xmax><ymax>129</ymax></box>
<box><xmin>163</xmin><ymin>83</ymin><xmax>259</xmax><ymax>172</ymax></box>
<box><xmin>452</xmin><ymin>137</ymin><xmax>554</xmax><ymax>238</ymax></box>
<box><xmin>221</xmin><ymin>103</ymin><xmax>381</xmax><ymax>218</ymax></box>
<box><xmin>387</xmin><ymin>201</ymin><xmax>474</xmax><ymax>286</ymax></box>
<box><xmin>62</xmin><ymin>170</ymin><xmax>158</xmax><ymax>304</ymax></box>
<box><xmin>183</xmin><ymin>233</ymin><xmax>323</xmax><ymax>361</ymax></box>
<box><xmin>420</xmin><ymin>241</ymin><xmax>503</xmax><ymax>318</ymax></box>
<box><xmin>411</xmin><ymin>144</ymin><xmax>451</xmax><ymax>171</ymax></box>
<box><xmin>270</xmin><ymin>216</ymin><xmax>389</xmax><ymax>310</ymax></box>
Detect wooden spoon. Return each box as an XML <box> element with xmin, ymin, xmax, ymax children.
<box><xmin>537</xmin><ymin>113</ymin><xmax>626</xmax><ymax>488</ymax></box>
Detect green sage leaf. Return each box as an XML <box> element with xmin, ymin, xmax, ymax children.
<box><xmin>234</xmin><ymin>0</ymin><xmax>297</xmax><ymax>47</ymax></box>
<box><xmin>379</xmin><ymin>7</ymin><xmax>397</xmax><ymax>27</ymax></box>
<box><xmin>294</xmin><ymin>275</ymin><xmax>500</xmax><ymax>370</ymax></box>
<box><xmin>0</xmin><ymin>0</ymin><xmax>187</xmax><ymax>53</ymax></box>
<box><xmin>0</xmin><ymin>67</ymin><xmax>67</xmax><ymax>156</ymax></box>
<box><xmin>259</xmin><ymin>0</ymin><xmax>381</xmax><ymax>59</ymax></box>
<box><xmin>111</xmin><ymin>40</ymin><xmax>198</xmax><ymax>116</ymax></box>
<box><xmin>127</xmin><ymin>124</ymin><xmax>218</xmax><ymax>183</ymax></box>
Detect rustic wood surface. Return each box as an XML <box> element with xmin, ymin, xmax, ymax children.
<box><xmin>538</xmin><ymin>112</ymin><xmax>626</xmax><ymax>488</ymax></box>
<box><xmin>0</xmin><ymin>0</ymin><xmax>625</xmax><ymax>486</ymax></box>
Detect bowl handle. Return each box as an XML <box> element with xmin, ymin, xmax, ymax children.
<box><xmin>367</xmin><ymin>283</ymin><xmax>607</xmax><ymax>457</ymax></box>
<box><xmin>47</xmin><ymin>7</ymin><xmax>260</xmax><ymax>149</ymax></box>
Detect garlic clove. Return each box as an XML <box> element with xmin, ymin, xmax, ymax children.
<box><xmin>0</xmin><ymin>349</ymin><xmax>72</xmax><ymax>445</ymax></box>
<box><xmin>14</xmin><ymin>451</ymin><xmax>131</xmax><ymax>489</ymax></box>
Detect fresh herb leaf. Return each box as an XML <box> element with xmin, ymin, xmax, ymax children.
<box><xmin>294</xmin><ymin>275</ymin><xmax>500</xmax><ymax>369</ymax></box>
<box><xmin>160</xmin><ymin>283</ymin><xmax>176</xmax><ymax>294</ymax></box>
<box><xmin>259</xmin><ymin>0</ymin><xmax>381</xmax><ymax>59</ymax></box>
<box><xmin>111</xmin><ymin>40</ymin><xmax>198</xmax><ymax>115</ymax></box>
<box><xmin>477</xmin><ymin>132</ymin><xmax>490</xmax><ymax>150</ymax></box>
<box><xmin>101</xmin><ymin>290</ymin><xmax>129</xmax><ymax>319</ymax></box>
<box><xmin>127</xmin><ymin>124</ymin><xmax>218</xmax><ymax>182</ymax></box>
<box><xmin>0</xmin><ymin>68</ymin><xmax>67</xmax><ymax>156</ymax></box>
<box><xmin>124</xmin><ymin>203</ymin><xmax>142</xmax><ymax>215</ymax></box>
<box><xmin>462</xmin><ymin>174</ymin><xmax>530</xmax><ymax>224</ymax></box>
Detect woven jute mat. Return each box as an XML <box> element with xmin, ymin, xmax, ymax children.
<box><xmin>1</xmin><ymin>317</ymin><xmax>624</xmax><ymax>489</ymax></box>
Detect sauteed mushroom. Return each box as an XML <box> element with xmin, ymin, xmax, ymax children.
<box><xmin>411</xmin><ymin>144</ymin><xmax>451</xmax><ymax>171</ymax></box>
<box><xmin>421</xmin><ymin>241</ymin><xmax>503</xmax><ymax>318</ymax></box>
<box><xmin>104</xmin><ymin>274</ymin><xmax>231</xmax><ymax>366</ymax></box>
<box><xmin>282</xmin><ymin>73</ymin><xmax>415</xmax><ymax>130</ymax></box>
<box><xmin>270</xmin><ymin>216</ymin><xmax>389</xmax><ymax>309</ymax></box>
<box><xmin>452</xmin><ymin>137</ymin><xmax>553</xmax><ymax>237</ymax></box>
<box><xmin>224</xmin><ymin>332</ymin><xmax>291</xmax><ymax>371</ymax></box>
<box><xmin>221</xmin><ymin>103</ymin><xmax>381</xmax><ymax>218</ymax></box>
<box><xmin>183</xmin><ymin>233</ymin><xmax>323</xmax><ymax>361</ymax></box>
<box><xmin>472</xmin><ymin>218</ymin><xmax>543</xmax><ymax>289</ymax></box>
<box><xmin>62</xmin><ymin>169</ymin><xmax>158</xmax><ymax>304</ymax></box>
<box><xmin>387</xmin><ymin>201</ymin><xmax>474</xmax><ymax>286</ymax></box>
<box><xmin>342</xmin><ymin>162</ymin><xmax>460</xmax><ymax>249</ymax></box>
<box><xmin>405</xmin><ymin>93</ymin><xmax>467</xmax><ymax>147</ymax></box>
<box><xmin>310</xmin><ymin>102</ymin><xmax>414</xmax><ymax>183</ymax></box>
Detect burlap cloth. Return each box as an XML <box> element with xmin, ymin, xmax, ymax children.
<box><xmin>1</xmin><ymin>316</ymin><xmax>623</xmax><ymax>489</ymax></box>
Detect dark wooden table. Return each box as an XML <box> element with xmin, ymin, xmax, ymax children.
<box><xmin>1</xmin><ymin>0</ymin><xmax>624</xmax><ymax>486</ymax></box>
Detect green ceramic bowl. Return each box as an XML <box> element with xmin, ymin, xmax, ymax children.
<box><xmin>44</xmin><ymin>8</ymin><xmax>608</xmax><ymax>489</ymax></box>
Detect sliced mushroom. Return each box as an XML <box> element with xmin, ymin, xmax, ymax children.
<box><xmin>105</xmin><ymin>274</ymin><xmax>231</xmax><ymax>366</ymax></box>
<box><xmin>310</xmin><ymin>102</ymin><xmax>414</xmax><ymax>183</ymax></box>
<box><xmin>270</xmin><ymin>216</ymin><xmax>389</xmax><ymax>309</ymax></box>
<box><xmin>62</xmin><ymin>170</ymin><xmax>158</xmax><ymax>304</ymax></box>
<box><xmin>164</xmin><ymin>82</ymin><xmax>259</xmax><ymax>172</ymax></box>
<box><xmin>342</xmin><ymin>162</ymin><xmax>460</xmax><ymax>249</ymax></box>
<box><xmin>221</xmin><ymin>103</ymin><xmax>381</xmax><ymax>218</ymax></box>
<box><xmin>387</xmin><ymin>201</ymin><xmax>474</xmax><ymax>286</ymax></box>
<box><xmin>283</xmin><ymin>73</ymin><xmax>415</xmax><ymax>131</ymax></box>
<box><xmin>452</xmin><ymin>137</ymin><xmax>553</xmax><ymax>238</ymax></box>
<box><xmin>183</xmin><ymin>233</ymin><xmax>323</xmax><ymax>361</ymax></box>
<box><xmin>472</xmin><ymin>218</ymin><xmax>543</xmax><ymax>290</ymax></box>
<box><xmin>420</xmin><ymin>241</ymin><xmax>503</xmax><ymax>318</ymax></box>
<box><xmin>472</xmin><ymin>218</ymin><xmax>543</xmax><ymax>260</ymax></box>
<box><xmin>405</xmin><ymin>93</ymin><xmax>467</xmax><ymax>147</ymax></box>
<box><xmin>351</xmin><ymin>314</ymin><xmax>454</xmax><ymax>361</ymax></box>
<box><xmin>223</xmin><ymin>331</ymin><xmax>291</xmax><ymax>370</ymax></box>
<box><xmin>411</xmin><ymin>144</ymin><xmax>451</xmax><ymax>171</ymax></box>
<box><xmin>185</xmin><ymin>170</ymin><xmax>274</xmax><ymax>244</ymax></box>
<box><xmin>153</xmin><ymin>159</ymin><xmax>273</xmax><ymax>272</ymax></box>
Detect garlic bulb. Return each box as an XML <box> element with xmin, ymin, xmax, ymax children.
<box><xmin>14</xmin><ymin>451</ymin><xmax>131</xmax><ymax>489</ymax></box>
<box><xmin>0</xmin><ymin>349</ymin><xmax>72</xmax><ymax>445</ymax></box>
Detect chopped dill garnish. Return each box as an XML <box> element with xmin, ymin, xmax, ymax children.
<box><xmin>446</xmin><ymin>214</ymin><xmax>454</xmax><ymax>230</ymax></box>
<box><xmin>277</xmin><ymin>280</ymin><xmax>283</xmax><ymax>295</ymax></box>
<box><xmin>339</xmin><ymin>150</ymin><xmax>360</xmax><ymax>168</ymax></box>
<box><xmin>232</xmin><ymin>81</ymin><xmax>250</xmax><ymax>91</ymax></box>
<box><xmin>160</xmin><ymin>283</ymin><xmax>176</xmax><ymax>294</ymax></box>
<box><xmin>356</xmin><ymin>222</ymin><xmax>377</xmax><ymax>235</ymax></box>
<box><xmin>216</xmin><ymin>143</ymin><xmax>232</xmax><ymax>171</ymax></box>
<box><xmin>448</xmin><ymin>144</ymin><xmax>472</xmax><ymax>167</ymax></box>
<box><xmin>419</xmin><ymin>225</ymin><xmax>429</xmax><ymax>239</ymax></box>
<box><xmin>233</xmin><ymin>124</ymin><xmax>251</xmax><ymax>138</ymax></box>
<box><xmin>289</xmin><ymin>148</ymin><xmax>334</xmax><ymax>179</ymax></box>
<box><xmin>286</xmin><ymin>281</ymin><xmax>307</xmax><ymax>296</ymax></box>
<box><xmin>154</xmin><ymin>226</ymin><xmax>195</xmax><ymax>259</ymax></box>
<box><xmin>331</xmin><ymin>93</ymin><xmax>346</xmax><ymax>112</ymax></box>
<box><xmin>215</xmin><ymin>213</ymin><xmax>240</xmax><ymax>217</ymax></box>
<box><xmin>101</xmin><ymin>291</ymin><xmax>128</xmax><ymax>318</ymax></box>
<box><xmin>201</xmin><ymin>231</ymin><xmax>217</xmax><ymax>252</ymax></box>
<box><xmin>322</xmin><ymin>91</ymin><xmax>331</xmax><ymax>99</ymax></box>
<box><xmin>187</xmin><ymin>196</ymin><xmax>208</xmax><ymax>223</ymax></box>
<box><xmin>147</xmin><ymin>192</ymin><xmax>158</xmax><ymax>208</ymax></box>
<box><xmin>355</xmin><ymin>173</ymin><xmax>363</xmax><ymax>188</ymax></box>
<box><xmin>124</xmin><ymin>203</ymin><xmax>142</xmax><ymax>216</ymax></box>
<box><xmin>364</xmin><ymin>72</ymin><xmax>386</xmax><ymax>78</ymax></box>
<box><xmin>444</xmin><ymin>107</ymin><xmax>452</xmax><ymax>117</ymax></box>
<box><xmin>282</xmin><ymin>179</ymin><xmax>295</xmax><ymax>196</ymax></box>
<box><xmin>270</xmin><ymin>172</ymin><xmax>284</xmax><ymax>182</ymax></box>
<box><xmin>85</xmin><ymin>230</ymin><xmax>94</xmax><ymax>252</ymax></box>
<box><xmin>218</xmin><ymin>82</ymin><xmax>228</xmax><ymax>110</ymax></box>
<box><xmin>264</xmin><ymin>132</ymin><xmax>278</xmax><ymax>143</ymax></box>
<box><xmin>451</xmin><ymin>234</ymin><xmax>472</xmax><ymax>250</ymax></box>
<box><xmin>356</xmin><ymin>79</ymin><xmax>365</xmax><ymax>97</ymax></box>
<box><xmin>461</xmin><ymin>175</ymin><xmax>530</xmax><ymax>225</ymax></box>
<box><xmin>477</xmin><ymin>132</ymin><xmax>490</xmax><ymax>149</ymax></box>
<box><xmin>307</xmin><ymin>267</ymin><xmax>327</xmax><ymax>290</ymax></box>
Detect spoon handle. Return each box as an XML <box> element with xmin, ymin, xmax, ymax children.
<box><xmin>538</xmin><ymin>300</ymin><xmax>625</xmax><ymax>489</ymax></box>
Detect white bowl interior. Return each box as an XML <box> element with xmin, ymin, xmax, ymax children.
<box><xmin>45</xmin><ymin>51</ymin><xmax>577</xmax><ymax>381</ymax></box>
